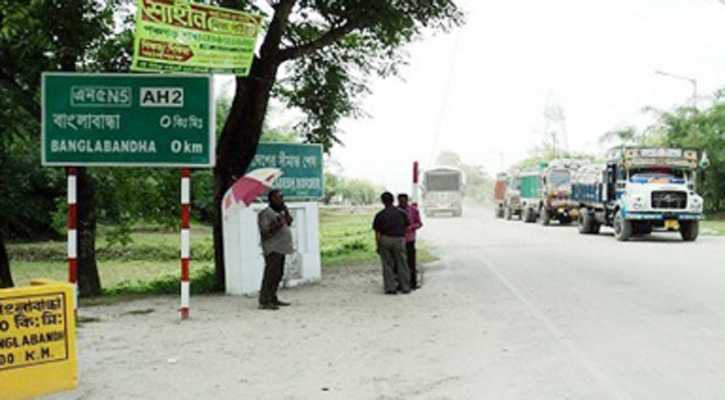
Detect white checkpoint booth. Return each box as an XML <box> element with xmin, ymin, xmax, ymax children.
<box><xmin>222</xmin><ymin>202</ymin><xmax>321</xmax><ymax>296</ymax></box>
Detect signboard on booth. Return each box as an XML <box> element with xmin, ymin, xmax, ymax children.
<box><xmin>0</xmin><ymin>280</ymin><xmax>77</xmax><ymax>400</ymax></box>
<box><xmin>42</xmin><ymin>73</ymin><xmax>214</xmax><ymax>167</ymax></box>
<box><xmin>250</xmin><ymin>143</ymin><xmax>324</xmax><ymax>200</ymax></box>
<box><xmin>131</xmin><ymin>0</ymin><xmax>262</xmax><ymax>75</ymax></box>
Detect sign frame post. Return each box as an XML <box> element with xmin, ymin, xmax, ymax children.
<box><xmin>66</xmin><ymin>167</ymin><xmax>78</xmax><ymax>314</ymax></box>
<box><xmin>43</xmin><ymin>72</ymin><xmax>215</xmax><ymax>320</ymax></box>
<box><xmin>180</xmin><ymin>168</ymin><xmax>191</xmax><ymax>319</ymax></box>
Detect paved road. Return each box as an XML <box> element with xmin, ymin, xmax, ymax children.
<box><xmin>45</xmin><ymin>205</ymin><xmax>725</xmax><ymax>400</ymax></box>
<box><xmin>420</xmin><ymin>205</ymin><xmax>725</xmax><ymax>399</ymax></box>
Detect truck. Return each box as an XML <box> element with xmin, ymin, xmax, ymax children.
<box><xmin>572</xmin><ymin>147</ymin><xmax>705</xmax><ymax>242</ymax></box>
<box><xmin>536</xmin><ymin>159</ymin><xmax>582</xmax><ymax>226</ymax></box>
<box><xmin>422</xmin><ymin>166</ymin><xmax>465</xmax><ymax>217</ymax></box>
<box><xmin>519</xmin><ymin>169</ymin><xmax>540</xmax><ymax>223</ymax></box>
<box><xmin>503</xmin><ymin>173</ymin><xmax>523</xmax><ymax>220</ymax></box>
<box><xmin>493</xmin><ymin>172</ymin><xmax>507</xmax><ymax>218</ymax></box>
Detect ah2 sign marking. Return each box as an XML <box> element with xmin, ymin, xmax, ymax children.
<box><xmin>140</xmin><ymin>87</ymin><xmax>184</xmax><ymax>107</ymax></box>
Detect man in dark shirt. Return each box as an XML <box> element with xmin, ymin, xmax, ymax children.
<box><xmin>373</xmin><ymin>192</ymin><xmax>411</xmax><ymax>294</ymax></box>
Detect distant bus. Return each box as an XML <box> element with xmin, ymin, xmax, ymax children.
<box><xmin>422</xmin><ymin>167</ymin><xmax>464</xmax><ymax>217</ymax></box>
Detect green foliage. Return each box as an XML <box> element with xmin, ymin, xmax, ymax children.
<box><xmin>270</xmin><ymin>0</ymin><xmax>464</xmax><ymax>151</ymax></box>
<box><xmin>8</xmin><ymin>226</ymin><xmax>215</xmax><ymax>262</ymax></box>
<box><xmin>0</xmin><ymin>136</ymin><xmax>64</xmax><ymax>240</ymax></box>
<box><xmin>338</xmin><ymin>179</ymin><xmax>384</xmax><ymax>205</ymax></box>
<box><xmin>0</xmin><ymin>0</ymin><xmax>131</xmax><ymax>241</ymax></box>
<box><xmin>641</xmin><ymin>93</ymin><xmax>725</xmax><ymax>212</ymax></box>
<box><xmin>104</xmin><ymin>266</ymin><xmax>217</xmax><ymax>296</ymax></box>
<box><xmin>599</xmin><ymin>126</ymin><xmax>641</xmax><ymax>147</ymax></box>
<box><xmin>512</xmin><ymin>146</ymin><xmax>598</xmax><ymax>171</ymax></box>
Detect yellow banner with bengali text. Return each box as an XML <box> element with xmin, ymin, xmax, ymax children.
<box><xmin>132</xmin><ymin>0</ymin><xmax>262</xmax><ymax>76</ymax></box>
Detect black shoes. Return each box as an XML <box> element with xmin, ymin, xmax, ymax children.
<box><xmin>259</xmin><ymin>300</ymin><xmax>290</xmax><ymax>310</ymax></box>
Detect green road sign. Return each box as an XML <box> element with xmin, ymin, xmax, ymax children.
<box><xmin>42</xmin><ymin>73</ymin><xmax>214</xmax><ymax>167</ymax></box>
<box><xmin>250</xmin><ymin>143</ymin><xmax>324</xmax><ymax>200</ymax></box>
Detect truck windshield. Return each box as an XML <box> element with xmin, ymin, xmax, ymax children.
<box><xmin>425</xmin><ymin>174</ymin><xmax>461</xmax><ymax>191</ymax></box>
<box><xmin>548</xmin><ymin>170</ymin><xmax>570</xmax><ymax>190</ymax></box>
<box><xmin>629</xmin><ymin>169</ymin><xmax>686</xmax><ymax>183</ymax></box>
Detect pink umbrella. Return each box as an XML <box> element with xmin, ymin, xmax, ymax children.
<box><xmin>223</xmin><ymin>168</ymin><xmax>283</xmax><ymax>215</ymax></box>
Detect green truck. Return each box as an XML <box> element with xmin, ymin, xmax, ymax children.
<box><xmin>519</xmin><ymin>169</ymin><xmax>540</xmax><ymax>223</ymax></box>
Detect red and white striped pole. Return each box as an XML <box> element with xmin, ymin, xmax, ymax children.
<box><xmin>180</xmin><ymin>168</ymin><xmax>191</xmax><ymax>320</ymax></box>
<box><xmin>67</xmin><ymin>167</ymin><xmax>78</xmax><ymax>313</ymax></box>
<box><xmin>412</xmin><ymin>161</ymin><xmax>419</xmax><ymax>206</ymax></box>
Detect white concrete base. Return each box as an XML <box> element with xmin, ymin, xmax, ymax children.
<box><xmin>222</xmin><ymin>202</ymin><xmax>321</xmax><ymax>296</ymax></box>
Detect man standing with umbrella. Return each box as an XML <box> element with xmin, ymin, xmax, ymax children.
<box><xmin>258</xmin><ymin>189</ymin><xmax>294</xmax><ymax>310</ymax></box>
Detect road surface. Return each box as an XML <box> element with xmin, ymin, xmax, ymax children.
<box><xmin>419</xmin><ymin>205</ymin><xmax>725</xmax><ymax>399</ymax></box>
<box><xmin>47</xmin><ymin>206</ymin><xmax>725</xmax><ymax>400</ymax></box>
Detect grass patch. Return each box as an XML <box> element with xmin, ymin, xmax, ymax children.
<box><xmin>103</xmin><ymin>265</ymin><xmax>217</xmax><ymax>296</ymax></box>
<box><xmin>77</xmin><ymin>316</ymin><xmax>101</xmax><ymax>324</ymax></box>
<box><xmin>7</xmin><ymin>227</ymin><xmax>214</xmax><ymax>262</ymax></box>
<box><xmin>701</xmin><ymin>220</ymin><xmax>725</xmax><ymax>235</ymax></box>
<box><xmin>8</xmin><ymin>207</ymin><xmax>437</xmax><ymax>296</ymax></box>
<box><xmin>320</xmin><ymin>208</ymin><xmax>378</xmax><ymax>265</ymax></box>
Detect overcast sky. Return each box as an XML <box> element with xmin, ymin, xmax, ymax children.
<box><xmin>321</xmin><ymin>0</ymin><xmax>725</xmax><ymax>193</ymax></box>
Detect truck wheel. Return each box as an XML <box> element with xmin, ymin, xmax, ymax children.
<box><xmin>613</xmin><ymin>209</ymin><xmax>632</xmax><ymax>242</ymax></box>
<box><xmin>559</xmin><ymin>216</ymin><xmax>572</xmax><ymax>225</ymax></box>
<box><xmin>680</xmin><ymin>221</ymin><xmax>699</xmax><ymax>242</ymax></box>
<box><xmin>578</xmin><ymin>208</ymin><xmax>593</xmax><ymax>234</ymax></box>
<box><xmin>540</xmin><ymin>208</ymin><xmax>550</xmax><ymax>226</ymax></box>
<box><xmin>504</xmin><ymin>206</ymin><xmax>512</xmax><ymax>220</ymax></box>
<box><xmin>525</xmin><ymin>208</ymin><xmax>536</xmax><ymax>223</ymax></box>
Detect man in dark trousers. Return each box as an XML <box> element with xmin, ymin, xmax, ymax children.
<box><xmin>373</xmin><ymin>191</ymin><xmax>411</xmax><ymax>294</ymax></box>
<box><xmin>257</xmin><ymin>189</ymin><xmax>294</xmax><ymax>310</ymax></box>
<box><xmin>398</xmin><ymin>193</ymin><xmax>423</xmax><ymax>289</ymax></box>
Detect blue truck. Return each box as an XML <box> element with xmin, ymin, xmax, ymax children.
<box><xmin>572</xmin><ymin>147</ymin><xmax>705</xmax><ymax>242</ymax></box>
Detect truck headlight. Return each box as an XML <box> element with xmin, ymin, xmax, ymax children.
<box><xmin>689</xmin><ymin>196</ymin><xmax>703</xmax><ymax>212</ymax></box>
<box><xmin>629</xmin><ymin>196</ymin><xmax>645</xmax><ymax>210</ymax></box>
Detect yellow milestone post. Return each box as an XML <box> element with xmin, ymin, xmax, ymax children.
<box><xmin>0</xmin><ymin>280</ymin><xmax>78</xmax><ymax>400</ymax></box>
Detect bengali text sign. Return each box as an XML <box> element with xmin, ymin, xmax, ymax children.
<box><xmin>132</xmin><ymin>0</ymin><xmax>262</xmax><ymax>75</ymax></box>
<box><xmin>250</xmin><ymin>143</ymin><xmax>324</xmax><ymax>200</ymax></box>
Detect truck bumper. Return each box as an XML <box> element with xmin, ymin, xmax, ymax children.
<box><xmin>625</xmin><ymin>212</ymin><xmax>705</xmax><ymax>221</ymax></box>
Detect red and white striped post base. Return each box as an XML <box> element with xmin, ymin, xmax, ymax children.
<box><xmin>180</xmin><ymin>168</ymin><xmax>191</xmax><ymax>319</ymax></box>
<box><xmin>67</xmin><ymin>167</ymin><xmax>78</xmax><ymax>314</ymax></box>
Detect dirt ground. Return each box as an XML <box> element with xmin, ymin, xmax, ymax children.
<box><xmin>45</xmin><ymin>260</ymin><xmax>484</xmax><ymax>400</ymax></box>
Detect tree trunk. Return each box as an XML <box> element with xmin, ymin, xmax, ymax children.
<box><xmin>0</xmin><ymin>235</ymin><xmax>14</xmax><ymax>288</ymax></box>
<box><xmin>212</xmin><ymin>0</ymin><xmax>299</xmax><ymax>290</ymax></box>
<box><xmin>76</xmin><ymin>167</ymin><xmax>102</xmax><ymax>296</ymax></box>
<box><xmin>212</xmin><ymin>60</ymin><xmax>282</xmax><ymax>290</ymax></box>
